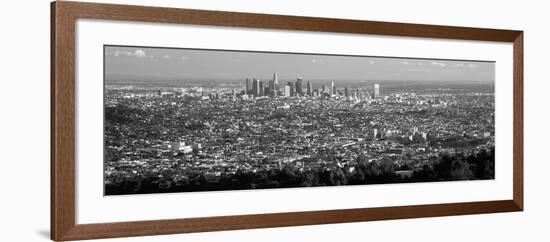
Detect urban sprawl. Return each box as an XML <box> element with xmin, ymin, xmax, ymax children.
<box><xmin>104</xmin><ymin>73</ymin><xmax>495</xmax><ymax>195</ymax></box>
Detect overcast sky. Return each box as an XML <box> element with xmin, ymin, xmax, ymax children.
<box><xmin>105</xmin><ymin>46</ymin><xmax>495</xmax><ymax>82</ymax></box>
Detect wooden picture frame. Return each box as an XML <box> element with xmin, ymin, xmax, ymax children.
<box><xmin>51</xmin><ymin>1</ymin><xmax>523</xmax><ymax>241</ymax></box>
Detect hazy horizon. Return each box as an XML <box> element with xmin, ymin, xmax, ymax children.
<box><xmin>105</xmin><ymin>45</ymin><xmax>495</xmax><ymax>82</ymax></box>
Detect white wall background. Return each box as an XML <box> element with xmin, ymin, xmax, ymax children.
<box><xmin>0</xmin><ymin>0</ymin><xmax>547</xmax><ymax>241</ymax></box>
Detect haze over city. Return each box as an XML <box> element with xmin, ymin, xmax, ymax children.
<box><xmin>105</xmin><ymin>46</ymin><xmax>495</xmax><ymax>82</ymax></box>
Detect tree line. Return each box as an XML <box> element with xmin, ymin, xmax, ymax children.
<box><xmin>105</xmin><ymin>148</ymin><xmax>494</xmax><ymax>195</ymax></box>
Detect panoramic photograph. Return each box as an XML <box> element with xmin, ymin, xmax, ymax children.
<box><xmin>103</xmin><ymin>45</ymin><xmax>495</xmax><ymax>195</ymax></box>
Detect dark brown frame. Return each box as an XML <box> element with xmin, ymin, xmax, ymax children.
<box><xmin>51</xmin><ymin>1</ymin><xmax>523</xmax><ymax>241</ymax></box>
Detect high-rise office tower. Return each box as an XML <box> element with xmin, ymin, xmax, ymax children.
<box><xmin>269</xmin><ymin>73</ymin><xmax>276</xmax><ymax>97</ymax></box>
<box><xmin>373</xmin><ymin>83</ymin><xmax>380</xmax><ymax>99</ymax></box>
<box><xmin>307</xmin><ymin>81</ymin><xmax>312</xmax><ymax>96</ymax></box>
<box><xmin>284</xmin><ymin>85</ymin><xmax>291</xmax><ymax>97</ymax></box>
<box><xmin>245</xmin><ymin>78</ymin><xmax>251</xmax><ymax>94</ymax></box>
<box><xmin>330</xmin><ymin>81</ymin><xmax>335</xmax><ymax>96</ymax></box>
<box><xmin>273</xmin><ymin>73</ymin><xmax>279</xmax><ymax>95</ymax></box>
<box><xmin>345</xmin><ymin>87</ymin><xmax>349</xmax><ymax>97</ymax></box>
<box><xmin>268</xmin><ymin>79</ymin><xmax>274</xmax><ymax>96</ymax></box>
<box><xmin>259</xmin><ymin>81</ymin><xmax>265</xmax><ymax>96</ymax></box>
<box><xmin>252</xmin><ymin>78</ymin><xmax>257</xmax><ymax>97</ymax></box>
<box><xmin>252</xmin><ymin>78</ymin><xmax>261</xmax><ymax>97</ymax></box>
<box><xmin>287</xmin><ymin>81</ymin><xmax>295</xmax><ymax>96</ymax></box>
<box><xmin>296</xmin><ymin>77</ymin><xmax>303</xmax><ymax>96</ymax></box>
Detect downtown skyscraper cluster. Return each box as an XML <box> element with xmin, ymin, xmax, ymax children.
<box><xmin>245</xmin><ymin>73</ymin><xmax>381</xmax><ymax>99</ymax></box>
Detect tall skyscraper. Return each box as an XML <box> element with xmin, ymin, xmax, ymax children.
<box><xmin>251</xmin><ymin>78</ymin><xmax>257</xmax><ymax>97</ymax></box>
<box><xmin>287</xmin><ymin>81</ymin><xmax>295</xmax><ymax>96</ymax></box>
<box><xmin>296</xmin><ymin>77</ymin><xmax>303</xmax><ymax>96</ymax></box>
<box><xmin>273</xmin><ymin>73</ymin><xmax>278</xmax><ymax>89</ymax></box>
<box><xmin>252</xmin><ymin>78</ymin><xmax>261</xmax><ymax>97</ymax></box>
<box><xmin>268</xmin><ymin>79</ymin><xmax>274</xmax><ymax>96</ymax></box>
<box><xmin>259</xmin><ymin>81</ymin><xmax>265</xmax><ymax>97</ymax></box>
<box><xmin>373</xmin><ymin>83</ymin><xmax>380</xmax><ymax>99</ymax></box>
<box><xmin>245</xmin><ymin>78</ymin><xmax>251</xmax><ymax>94</ymax></box>
<box><xmin>307</xmin><ymin>81</ymin><xmax>312</xmax><ymax>96</ymax></box>
<box><xmin>284</xmin><ymin>85</ymin><xmax>291</xmax><ymax>97</ymax></box>
<box><xmin>345</xmin><ymin>87</ymin><xmax>349</xmax><ymax>97</ymax></box>
<box><xmin>330</xmin><ymin>81</ymin><xmax>335</xmax><ymax>96</ymax></box>
<box><xmin>270</xmin><ymin>73</ymin><xmax>278</xmax><ymax>97</ymax></box>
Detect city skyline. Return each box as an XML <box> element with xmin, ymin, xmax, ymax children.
<box><xmin>104</xmin><ymin>45</ymin><xmax>495</xmax><ymax>195</ymax></box>
<box><xmin>105</xmin><ymin>46</ymin><xmax>495</xmax><ymax>82</ymax></box>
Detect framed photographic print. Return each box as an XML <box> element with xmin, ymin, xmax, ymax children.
<box><xmin>51</xmin><ymin>1</ymin><xmax>523</xmax><ymax>241</ymax></box>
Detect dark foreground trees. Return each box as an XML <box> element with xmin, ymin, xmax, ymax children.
<box><xmin>105</xmin><ymin>148</ymin><xmax>495</xmax><ymax>195</ymax></box>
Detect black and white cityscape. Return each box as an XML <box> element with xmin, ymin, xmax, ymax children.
<box><xmin>104</xmin><ymin>46</ymin><xmax>495</xmax><ymax>195</ymax></box>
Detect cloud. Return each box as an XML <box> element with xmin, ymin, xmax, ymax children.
<box><xmin>468</xmin><ymin>63</ymin><xmax>478</xmax><ymax>68</ymax></box>
<box><xmin>430</xmin><ymin>61</ymin><xmax>446</xmax><ymax>67</ymax></box>
<box><xmin>133</xmin><ymin>49</ymin><xmax>147</xmax><ymax>58</ymax></box>
<box><xmin>162</xmin><ymin>55</ymin><xmax>171</xmax><ymax>59</ymax></box>
<box><xmin>181</xmin><ymin>56</ymin><xmax>189</xmax><ymax>61</ymax></box>
<box><xmin>113</xmin><ymin>50</ymin><xmax>133</xmax><ymax>57</ymax></box>
<box><xmin>112</xmin><ymin>49</ymin><xmax>147</xmax><ymax>58</ymax></box>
